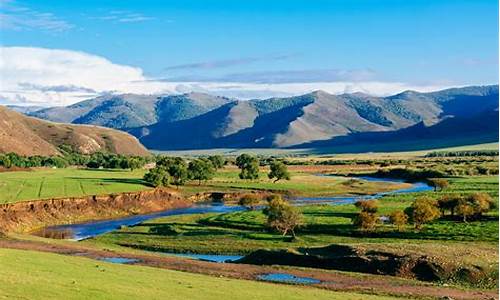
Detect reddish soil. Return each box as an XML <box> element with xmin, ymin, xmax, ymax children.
<box><xmin>0</xmin><ymin>188</ymin><xmax>191</xmax><ymax>233</ymax></box>
<box><xmin>0</xmin><ymin>238</ymin><xmax>496</xmax><ymax>300</ymax></box>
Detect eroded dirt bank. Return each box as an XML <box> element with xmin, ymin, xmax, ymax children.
<box><xmin>0</xmin><ymin>188</ymin><xmax>191</xmax><ymax>233</ymax></box>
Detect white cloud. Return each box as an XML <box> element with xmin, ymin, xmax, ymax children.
<box><xmin>0</xmin><ymin>0</ymin><xmax>73</xmax><ymax>32</ymax></box>
<box><xmin>0</xmin><ymin>46</ymin><xmax>454</xmax><ymax>107</ymax></box>
<box><xmin>0</xmin><ymin>47</ymin><xmax>175</xmax><ymax>106</ymax></box>
<box><xmin>89</xmin><ymin>11</ymin><xmax>155</xmax><ymax>23</ymax></box>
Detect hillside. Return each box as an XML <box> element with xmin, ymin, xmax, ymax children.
<box><xmin>29</xmin><ymin>93</ymin><xmax>232</xmax><ymax>129</ymax></box>
<box><xmin>132</xmin><ymin>85</ymin><xmax>498</xmax><ymax>150</ymax></box>
<box><xmin>0</xmin><ymin>106</ymin><xmax>149</xmax><ymax>156</ymax></box>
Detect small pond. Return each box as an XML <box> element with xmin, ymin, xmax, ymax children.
<box><xmin>257</xmin><ymin>273</ymin><xmax>321</xmax><ymax>285</ymax></box>
<box><xmin>98</xmin><ymin>257</ymin><xmax>140</xmax><ymax>264</ymax></box>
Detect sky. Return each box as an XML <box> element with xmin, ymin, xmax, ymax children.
<box><xmin>0</xmin><ymin>0</ymin><xmax>498</xmax><ymax>106</ymax></box>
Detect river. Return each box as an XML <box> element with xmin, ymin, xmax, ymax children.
<box><xmin>34</xmin><ymin>176</ymin><xmax>432</xmax><ymax>241</ymax></box>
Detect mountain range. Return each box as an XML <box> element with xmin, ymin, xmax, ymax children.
<box><xmin>16</xmin><ymin>85</ymin><xmax>499</xmax><ymax>151</ymax></box>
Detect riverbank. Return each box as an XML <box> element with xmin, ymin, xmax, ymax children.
<box><xmin>0</xmin><ymin>188</ymin><xmax>191</xmax><ymax>233</ymax></box>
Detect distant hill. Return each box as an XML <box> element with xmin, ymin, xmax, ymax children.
<box><xmin>20</xmin><ymin>85</ymin><xmax>499</xmax><ymax>151</ymax></box>
<box><xmin>131</xmin><ymin>85</ymin><xmax>498</xmax><ymax>150</ymax></box>
<box><xmin>0</xmin><ymin>106</ymin><xmax>150</xmax><ymax>156</ymax></box>
<box><xmin>28</xmin><ymin>93</ymin><xmax>232</xmax><ymax>129</ymax></box>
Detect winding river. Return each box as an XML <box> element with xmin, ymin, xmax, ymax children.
<box><xmin>36</xmin><ymin>176</ymin><xmax>433</xmax><ymax>241</ymax></box>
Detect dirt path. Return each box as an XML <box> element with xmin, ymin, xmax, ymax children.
<box><xmin>0</xmin><ymin>238</ymin><xmax>496</xmax><ymax>300</ymax></box>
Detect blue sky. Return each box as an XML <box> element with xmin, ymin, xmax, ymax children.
<box><xmin>0</xmin><ymin>0</ymin><xmax>498</xmax><ymax>105</ymax></box>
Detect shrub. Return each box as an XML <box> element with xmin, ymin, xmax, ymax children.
<box><xmin>238</xmin><ymin>194</ymin><xmax>260</xmax><ymax>210</ymax></box>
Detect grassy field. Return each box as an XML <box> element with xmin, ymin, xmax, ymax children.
<box><xmin>179</xmin><ymin>166</ymin><xmax>410</xmax><ymax>197</ymax></box>
<box><xmin>0</xmin><ymin>166</ymin><xmax>408</xmax><ymax>203</ymax></box>
<box><xmin>0</xmin><ymin>168</ymin><xmax>149</xmax><ymax>204</ymax></box>
<box><xmin>0</xmin><ymin>248</ymin><xmax>400</xmax><ymax>300</ymax></box>
<box><xmin>93</xmin><ymin>176</ymin><xmax>498</xmax><ymax>253</ymax></box>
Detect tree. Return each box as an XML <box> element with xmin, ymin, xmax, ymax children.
<box><xmin>235</xmin><ymin>154</ymin><xmax>259</xmax><ymax>180</ymax></box>
<box><xmin>143</xmin><ymin>166</ymin><xmax>169</xmax><ymax>187</ymax></box>
<box><xmin>156</xmin><ymin>157</ymin><xmax>188</xmax><ymax>187</ymax></box>
<box><xmin>404</xmin><ymin>197</ymin><xmax>440</xmax><ymax>230</ymax></box>
<box><xmin>268</xmin><ymin>160</ymin><xmax>291</xmax><ymax>183</ymax></box>
<box><xmin>0</xmin><ymin>155</ymin><xmax>12</xmax><ymax>168</ymax></box>
<box><xmin>437</xmin><ymin>195</ymin><xmax>461</xmax><ymax>217</ymax></box>
<box><xmin>467</xmin><ymin>192</ymin><xmax>495</xmax><ymax>217</ymax></box>
<box><xmin>127</xmin><ymin>157</ymin><xmax>143</xmax><ymax>171</ymax></box>
<box><xmin>428</xmin><ymin>178</ymin><xmax>450</xmax><ymax>192</ymax></box>
<box><xmin>353</xmin><ymin>211</ymin><xmax>379</xmax><ymax>231</ymax></box>
<box><xmin>188</xmin><ymin>158</ymin><xmax>215</xmax><ymax>185</ymax></box>
<box><xmin>456</xmin><ymin>201</ymin><xmax>475</xmax><ymax>222</ymax></box>
<box><xmin>456</xmin><ymin>193</ymin><xmax>495</xmax><ymax>222</ymax></box>
<box><xmin>353</xmin><ymin>200</ymin><xmax>379</xmax><ymax>231</ymax></box>
<box><xmin>354</xmin><ymin>200</ymin><xmax>378</xmax><ymax>213</ymax></box>
<box><xmin>389</xmin><ymin>210</ymin><xmax>408</xmax><ymax>231</ymax></box>
<box><xmin>263</xmin><ymin>195</ymin><xmax>302</xmax><ymax>238</ymax></box>
<box><xmin>207</xmin><ymin>155</ymin><xmax>225</xmax><ymax>169</ymax></box>
<box><xmin>238</xmin><ymin>194</ymin><xmax>260</xmax><ymax>210</ymax></box>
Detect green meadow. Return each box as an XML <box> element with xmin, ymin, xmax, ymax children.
<box><xmin>0</xmin><ymin>168</ymin><xmax>149</xmax><ymax>204</ymax></box>
<box><xmin>0</xmin><ymin>248</ymin><xmax>401</xmax><ymax>300</ymax></box>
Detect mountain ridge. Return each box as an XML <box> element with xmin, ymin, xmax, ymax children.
<box><xmin>17</xmin><ymin>85</ymin><xmax>499</xmax><ymax>151</ymax></box>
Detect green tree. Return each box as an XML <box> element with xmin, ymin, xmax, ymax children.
<box><xmin>263</xmin><ymin>195</ymin><xmax>302</xmax><ymax>238</ymax></box>
<box><xmin>404</xmin><ymin>197</ymin><xmax>440</xmax><ymax>230</ymax></box>
<box><xmin>0</xmin><ymin>155</ymin><xmax>12</xmax><ymax>168</ymax></box>
<box><xmin>235</xmin><ymin>154</ymin><xmax>259</xmax><ymax>180</ymax></box>
<box><xmin>143</xmin><ymin>166</ymin><xmax>169</xmax><ymax>187</ymax></box>
<box><xmin>268</xmin><ymin>160</ymin><xmax>291</xmax><ymax>182</ymax></box>
<box><xmin>207</xmin><ymin>155</ymin><xmax>225</xmax><ymax>169</ymax></box>
<box><xmin>188</xmin><ymin>159</ymin><xmax>215</xmax><ymax>185</ymax></box>
<box><xmin>169</xmin><ymin>161</ymin><xmax>189</xmax><ymax>187</ymax></box>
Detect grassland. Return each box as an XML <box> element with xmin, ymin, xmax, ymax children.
<box><xmin>0</xmin><ymin>248</ymin><xmax>402</xmax><ymax>300</ymax></box>
<box><xmin>93</xmin><ymin>176</ymin><xmax>498</xmax><ymax>252</ymax></box>
<box><xmin>180</xmin><ymin>166</ymin><xmax>410</xmax><ymax>197</ymax></box>
<box><xmin>0</xmin><ymin>166</ymin><xmax>407</xmax><ymax>204</ymax></box>
<box><xmin>0</xmin><ymin>168</ymin><xmax>149</xmax><ymax>204</ymax></box>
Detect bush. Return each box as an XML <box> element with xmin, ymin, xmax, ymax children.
<box><xmin>238</xmin><ymin>194</ymin><xmax>260</xmax><ymax>210</ymax></box>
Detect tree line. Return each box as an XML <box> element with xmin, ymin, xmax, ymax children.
<box><xmin>0</xmin><ymin>147</ymin><xmax>151</xmax><ymax>170</ymax></box>
<box><xmin>143</xmin><ymin>153</ymin><xmax>291</xmax><ymax>187</ymax></box>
